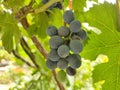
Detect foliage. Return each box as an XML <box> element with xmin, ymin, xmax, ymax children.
<box><xmin>0</xmin><ymin>0</ymin><xmax>119</xmax><ymax>90</ymax></box>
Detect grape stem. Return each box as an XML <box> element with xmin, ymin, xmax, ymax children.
<box><xmin>69</xmin><ymin>0</ymin><xmax>72</xmax><ymax>10</ymax></box>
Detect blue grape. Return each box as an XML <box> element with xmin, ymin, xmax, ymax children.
<box><xmin>66</xmin><ymin>54</ymin><xmax>81</xmax><ymax>69</ymax></box>
<box><xmin>46</xmin><ymin>26</ymin><xmax>58</xmax><ymax>36</ymax></box>
<box><xmin>49</xmin><ymin>36</ymin><xmax>64</xmax><ymax>49</ymax></box>
<box><xmin>66</xmin><ymin>66</ymin><xmax>76</xmax><ymax>76</ymax></box>
<box><xmin>57</xmin><ymin>45</ymin><xmax>69</xmax><ymax>58</ymax></box>
<box><xmin>69</xmin><ymin>40</ymin><xmax>83</xmax><ymax>54</ymax></box>
<box><xmin>70</xmin><ymin>20</ymin><xmax>81</xmax><ymax>33</ymax></box>
<box><xmin>57</xmin><ymin>58</ymin><xmax>68</xmax><ymax>70</ymax></box>
<box><xmin>63</xmin><ymin>10</ymin><xmax>74</xmax><ymax>24</ymax></box>
<box><xmin>58</xmin><ymin>26</ymin><xmax>70</xmax><ymax>37</ymax></box>
<box><xmin>48</xmin><ymin>49</ymin><xmax>60</xmax><ymax>61</ymax></box>
<box><xmin>46</xmin><ymin>59</ymin><xmax>57</xmax><ymax>69</ymax></box>
<box><xmin>77</xmin><ymin>29</ymin><xmax>87</xmax><ymax>40</ymax></box>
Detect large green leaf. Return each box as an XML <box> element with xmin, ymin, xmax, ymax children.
<box><xmin>0</xmin><ymin>13</ymin><xmax>21</xmax><ymax>53</ymax></box>
<box><xmin>30</xmin><ymin>12</ymin><xmax>49</xmax><ymax>38</ymax></box>
<box><xmin>80</xmin><ymin>2</ymin><xmax>120</xmax><ymax>90</ymax></box>
<box><xmin>72</xmin><ymin>0</ymin><xmax>86</xmax><ymax>19</ymax></box>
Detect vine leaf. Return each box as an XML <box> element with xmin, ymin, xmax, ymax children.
<box><xmin>0</xmin><ymin>13</ymin><xmax>21</xmax><ymax>53</ymax></box>
<box><xmin>80</xmin><ymin>2</ymin><xmax>120</xmax><ymax>90</ymax></box>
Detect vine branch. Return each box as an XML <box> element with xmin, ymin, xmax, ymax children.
<box><xmin>20</xmin><ymin>37</ymin><xmax>39</xmax><ymax>68</ymax></box>
<box><xmin>34</xmin><ymin>0</ymin><xmax>62</xmax><ymax>13</ymax></box>
<box><xmin>12</xmin><ymin>50</ymin><xmax>35</xmax><ymax>68</ymax></box>
<box><xmin>16</xmin><ymin>0</ymin><xmax>63</xmax><ymax>22</ymax></box>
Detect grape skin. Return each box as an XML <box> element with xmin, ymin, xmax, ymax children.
<box><xmin>70</xmin><ymin>20</ymin><xmax>81</xmax><ymax>33</ymax></box>
<box><xmin>57</xmin><ymin>58</ymin><xmax>68</xmax><ymax>70</ymax></box>
<box><xmin>46</xmin><ymin>59</ymin><xmax>57</xmax><ymax>70</ymax></box>
<box><xmin>54</xmin><ymin>2</ymin><xmax>63</xmax><ymax>9</ymax></box>
<box><xmin>69</xmin><ymin>40</ymin><xmax>83</xmax><ymax>54</ymax></box>
<box><xmin>49</xmin><ymin>36</ymin><xmax>64</xmax><ymax>49</ymax></box>
<box><xmin>46</xmin><ymin>26</ymin><xmax>58</xmax><ymax>36</ymax></box>
<box><xmin>66</xmin><ymin>54</ymin><xmax>81</xmax><ymax>69</ymax></box>
<box><xmin>77</xmin><ymin>29</ymin><xmax>87</xmax><ymax>40</ymax></box>
<box><xmin>63</xmin><ymin>10</ymin><xmax>74</xmax><ymax>24</ymax></box>
<box><xmin>48</xmin><ymin>49</ymin><xmax>60</xmax><ymax>61</ymax></box>
<box><xmin>58</xmin><ymin>26</ymin><xmax>70</xmax><ymax>37</ymax></box>
<box><xmin>66</xmin><ymin>66</ymin><xmax>76</xmax><ymax>76</ymax></box>
<box><xmin>57</xmin><ymin>45</ymin><xmax>69</xmax><ymax>58</ymax></box>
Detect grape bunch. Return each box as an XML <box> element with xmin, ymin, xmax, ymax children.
<box><xmin>46</xmin><ymin>10</ymin><xmax>87</xmax><ymax>76</ymax></box>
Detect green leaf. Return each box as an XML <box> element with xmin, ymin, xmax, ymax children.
<box><xmin>32</xmin><ymin>12</ymin><xmax>48</xmax><ymax>38</ymax></box>
<box><xmin>80</xmin><ymin>2</ymin><xmax>120</xmax><ymax>90</ymax></box>
<box><xmin>64</xmin><ymin>0</ymin><xmax>69</xmax><ymax>8</ymax></box>
<box><xmin>34</xmin><ymin>52</ymin><xmax>49</xmax><ymax>71</ymax></box>
<box><xmin>72</xmin><ymin>0</ymin><xmax>86</xmax><ymax>19</ymax></box>
<box><xmin>57</xmin><ymin>70</ymin><xmax>67</xmax><ymax>82</ymax></box>
<box><xmin>3</xmin><ymin>0</ymin><xmax>24</xmax><ymax>12</ymax></box>
<box><xmin>0</xmin><ymin>13</ymin><xmax>21</xmax><ymax>53</ymax></box>
<box><xmin>49</xmin><ymin>8</ymin><xmax>63</xmax><ymax>28</ymax></box>
<box><xmin>1</xmin><ymin>27</ymin><xmax>13</xmax><ymax>53</ymax></box>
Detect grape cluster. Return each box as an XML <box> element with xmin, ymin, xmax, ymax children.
<box><xmin>46</xmin><ymin>10</ymin><xmax>87</xmax><ymax>76</ymax></box>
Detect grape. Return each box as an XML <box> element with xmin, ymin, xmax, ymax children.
<box><xmin>42</xmin><ymin>0</ymin><xmax>49</xmax><ymax>4</ymax></box>
<box><xmin>69</xmin><ymin>40</ymin><xmax>83</xmax><ymax>54</ymax></box>
<box><xmin>70</xmin><ymin>20</ymin><xmax>81</xmax><ymax>33</ymax></box>
<box><xmin>46</xmin><ymin>26</ymin><xmax>58</xmax><ymax>36</ymax></box>
<box><xmin>57</xmin><ymin>58</ymin><xmax>68</xmax><ymax>70</ymax></box>
<box><xmin>77</xmin><ymin>29</ymin><xmax>87</xmax><ymax>40</ymax></box>
<box><xmin>57</xmin><ymin>45</ymin><xmax>69</xmax><ymax>58</ymax></box>
<box><xmin>66</xmin><ymin>66</ymin><xmax>76</xmax><ymax>76</ymax></box>
<box><xmin>71</xmin><ymin>33</ymin><xmax>80</xmax><ymax>40</ymax></box>
<box><xmin>46</xmin><ymin>59</ymin><xmax>57</xmax><ymax>69</ymax></box>
<box><xmin>63</xmin><ymin>10</ymin><xmax>74</xmax><ymax>24</ymax></box>
<box><xmin>49</xmin><ymin>36</ymin><xmax>64</xmax><ymax>49</ymax></box>
<box><xmin>48</xmin><ymin>49</ymin><xmax>60</xmax><ymax>61</ymax></box>
<box><xmin>54</xmin><ymin>2</ymin><xmax>63</xmax><ymax>9</ymax></box>
<box><xmin>66</xmin><ymin>54</ymin><xmax>81</xmax><ymax>69</ymax></box>
<box><xmin>58</xmin><ymin>26</ymin><xmax>70</xmax><ymax>37</ymax></box>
